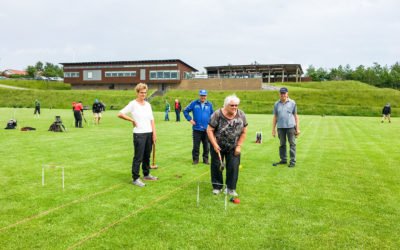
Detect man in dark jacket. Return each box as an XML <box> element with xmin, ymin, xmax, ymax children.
<box><xmin>92</xmin><ymin>99</ymin><xmax>103</xmax><ymax>124</ymax></box>
<box><xmin>183</xmin><ymin>89</ymin><xmax>214</xmax><ymax>165</ymax></box>
<box><xmin>381</xmin><ymin>103</ymin><xmax>391</xmax><ymax>123</ymax></box>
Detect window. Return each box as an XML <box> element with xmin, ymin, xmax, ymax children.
<box><xmin>88</xmin><ymin>72</ymin><xmax>93</xmax><ymax>79</ymax></box>
<box><xmin>149</xmin><ymin>70</ymin><xmax>179</xmax><ymax>80</ymax></box>
<box><xmin>105</xmin><ymin>71</ymin><xmax>137</xmax><ymax>77</ymax></box>
<box><xmin>64</xmin><ymin>72</ymin><xmax>80</xmax><ymax>78</ymax></box>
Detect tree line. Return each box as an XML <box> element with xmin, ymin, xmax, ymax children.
<box><xmin>26</xmin><ymin>61</ymin><xmax>63</xmax><ymax>78</ymax></box>
<box><xmin>306</xmin><ymin>62</ymin><xmax>400</xmax><ymax>90</ymax></box>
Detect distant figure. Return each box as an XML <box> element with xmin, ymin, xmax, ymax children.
<box><xmin>92</xmin><ymin>99</ymin><xmax>103</xmax><ymax>124</ymax></box>
<box><xmin>72</xmin><ymin>101</ymin><xmax>76</xmax><ymax>112</ymax></box>
<box><xmin>174</xmin><ymin>99</ymin><xmax>182</xmax><ymax>122</ymax></box>
<box><xmin>74</xmin><ymin>101</ymin><xmax>84</xmax><ymax>128</ymax></box>
<box><xmin>183</xmin><ymin>89</ymin><xmax>214</xmax><ymax>165</ymax></box>
<box><xmin>164</xmin><ymin>100</ymin><xmax>170</xmax><ymax>121</ymax></box>
<box><xmin>34</xmin><ymin>99</ymin><xmax>40</xmax><ymax>118</ymax></box>
<box><xmin>272</xmin><ymin>88</ymin><xmax>300</xmax><ymax>168</ymax></box>
<box><xmin>381</xmin><ymin>103</ymin><xmax>391</xmax><ymax>123</ymax></box>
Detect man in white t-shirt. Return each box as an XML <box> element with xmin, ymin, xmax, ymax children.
<box><xmin>118</xmin><ymin>83</ymin><xmax>158</xmax><ymax>187</ymax></box>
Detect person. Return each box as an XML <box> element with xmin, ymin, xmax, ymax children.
<box><xmin>183</xmin><ymin>89</ymin><xmax>214</xmax><ymax>165</ymax></box>
<box><xmin>74</xmin><ymin>101</ymin><xmax>84</xmax><ymax>128</ymax></box>
<box><xmin>72</xmin><ymin>101</ymin><xmax>76</xmax><ymax>112</ymax></box>
<box><xmin>118</xmin><ymin>83</ymin><xmax>158</xmax><ymax>187</ymax></box>
<box><xmin>34</xmin><ymin>99</ymin><xmax>40</xmax><ymax>118</ymax></box>
<box><xmin>92</xmin><ymin>99</ymin><xmax>103</xmax><ymax>124</ymax></box>
<box><xmin>272</xmin><ymin>87</ymin><xmax>300</xmax><ymax>168</ymax></box>
<box><xmin>207</xmin><ymin>94</ymin><xmax>247</xmax><ymax>196</ymax></box>
<box><xmin>164</xmin><ymin>100</ymin><xmax>170</xmax><ymax>121</ymax></box>
<box><xmin>100</xmin><ymin>100</ymin><xmax>106</xmax><ymax>112</ymax></box>
<box><xmin>174</xmin><ymin>99</ymin><xmax>182</xmax><ymax>122</ymax></box>
<box><xmin>381</xmin><ymin>102</ymin><xmax>391</xmax><ymax>123</ymax></box>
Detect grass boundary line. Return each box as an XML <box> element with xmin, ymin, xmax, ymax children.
<box><xmin>67</xmin><ymin>170</ymin><xmax>210</xmax><ymax>249</ymax></box>
<box><xmin>0</xmin><ymin>182</ymin><xmax>125</xmax><ymax>232</ymax></box>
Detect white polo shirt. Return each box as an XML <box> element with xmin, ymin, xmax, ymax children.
<box><xmin>120</xmin><ymin>100</ymin><xmax>154</xmax><ymax>133</ymax></box>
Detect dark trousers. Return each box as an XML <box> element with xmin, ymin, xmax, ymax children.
<box><xmin>74</xmin><ymin>110</ymin><xmax>82</xmax><ymax>128</ymax></box>
<box><xmin>34</xmin><ymin>106</ymin><xmax>40</xmax><ymax>114</ymax></box>
<box><xmin>278</xmin><ymin>128</ymin><xmax>296</xmax><ymax>164</ymax></box>
<box><xmin>132</xmin><ymin>132</ymin><xmax>153</xmax><ymax>180</ymax></box>
<box><xmin>175</xmin><ymin>110</ymin><xmax>180</xmax><ymax>122</ymax></box>
<box><xmin>210</xmin><ymin>146</ymin><xmax>240</xmax><ymax>190</ymax></box>
<box><xmin>192</xmin><ymin>130</ymin><xmax>209</xmax><ymax>162</ymax></box>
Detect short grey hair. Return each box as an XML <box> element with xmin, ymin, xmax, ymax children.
<box><xmin>224</xmin><ymin>94</ymin><xmax>240</xmax><ymax>107</ymax></box>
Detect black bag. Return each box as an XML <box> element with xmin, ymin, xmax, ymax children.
<box><xmin>5</xmin><ymin>119</ymin><xmax>17</xmax><ymax>129</ymax></box>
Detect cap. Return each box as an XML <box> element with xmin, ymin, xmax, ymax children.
<box><xmin>387</xmin><ymin>102</ymin><xmax>390</xmax><ymax>105</ymax></box>
<box><xmin>280</xmin><ymin>87</ymin><xmax>288</xmax><ymax>93</ymax></box>
<box><xmin>95</xmin><ymin>99</ymin><xmax>98</xmax><ymax>103</ymax></box>
<box><xmin>199</xmin><ymin>89</ymin><xmax>208</xmax><ymax>95</ymax></box>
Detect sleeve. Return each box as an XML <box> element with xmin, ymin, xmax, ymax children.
<box><xmin>293</xmin><ymin>102</ymin><xmax>297</xmax><ymax>114</ymax></box>
<box><xmin>273</xmin><ymin>103</ymin><xmax>277</xmax><ymax>115</ymax></box>
<box><xmin>241</xmin><ymin>111</ymin><xmax>248</xmax><ymax>127</ymax></box>
<box><xmin>389</xmin><ymin>107</ymin><xmax>391</xmax><ymax>114</ymax></box>
<box><xmin>120</xmin><ymin>102</ymin><xmax>133</xmax><ymax>115</ymax></box>
<box><xmin>183</xmin><ymin>101</ymin><xmax>194</xmax><ymax>121</ymax></box>
<box><xmin>210</xmin><ymin>102</ymin><xmax>214</xmax><ymax>115</ymax></box>
<box><xmin>208</xmin><ymin>110</ymin><xmax>219</xmax><ymax>128</ymax></box>
<box><xmin>149</xmin><ymin>103</ymin><xmax>154</xmax><ymax>121</ymax></box>
<box><xmin>92</xmin><ymin>103</ymin><xmax>95</xmax><ymax>112</ymax></box>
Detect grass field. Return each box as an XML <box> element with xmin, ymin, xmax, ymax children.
<box><xmin>0</xmin><ymin>108</ymin><xmax>399</xmax><ymax>249</ymax></box>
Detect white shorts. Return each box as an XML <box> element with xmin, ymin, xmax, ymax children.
<box><xmin>93</xmin><ymin>112</ymin><xmax>102</xmax><ymax>118</ymax></box>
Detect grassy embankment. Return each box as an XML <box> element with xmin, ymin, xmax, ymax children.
<box><xmin>1</xmin><ymin>80</ymin><xmax>398</xmax><ymax>116</ymax></box>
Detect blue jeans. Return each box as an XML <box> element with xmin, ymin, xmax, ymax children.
<box><xmin>165</xmin><ymin>110</ymin><xmax>169</xmax><ymax>121</ymax></box>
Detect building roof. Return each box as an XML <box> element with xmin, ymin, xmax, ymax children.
<box><xmin>4</xmin><ymin>69</ymin><xmax>28</xmax><ymax>75</ymax></box>
<box><xmin>205</xmin><ymin>64</ymin><xmax>303</xmax><ymax>75</ymax></box>
<box><xmin>60</xmin><ymin>59</ymin><xmax>198</xmax><ymax>72</ymax></box>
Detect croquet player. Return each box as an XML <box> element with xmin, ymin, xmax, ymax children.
<box><xmin>92</xmin><ymin>99</ymin><xmax>103</xmax><ymax>124</ymax></box>
<box><xmin>73</xmin><ymin>101</ymin><xmax>84</xmax><ymax>128</ymax></box>
<box><xmin>34</xmin><ymin>99</ymin><xmax>40</xmax><ymax>117</ymax></box>
<box><xmin>174</xmin><ymin>99</ymin><xmax>182</xmax><ymax>122</ymax></box>
<box><xmin>272</xmin><ymin>87</ymin><xmax>300</xmax><ymax>168</ymax></box>
<box><xmin>164</xmin><ymin>100</ymin><xmax>170</xmax><ymax>121</ymax></box>
<box><xmin>381</xmin><ymin>102</ymin><xmax>391</xmax><ymax>123</ymax></box>
<box><xmin>207</xmin><ymin>94</ymin><xmax>247</xmax><ymax>196</ymax></box>
<box><xmin>183</xmin><ymin>89</ymin><xmax>214</xmax><ymax>165</ymax></box>
<box><xmin>118</xmin><ymin>83</ymin><xmax>158</xmax><ymax>187</ymax></box>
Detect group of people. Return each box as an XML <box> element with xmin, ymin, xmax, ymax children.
<box><xmin>164</xmin><ymin>99</ymin><xmax>182</xmax><ymax>121</ymax></box>
<box><xmin>72</xmin><ymin>100</ymin><xmax>106</xmax><ymax>127</ymax></box>
<box><xmin>118</xmin><ymin>84</ymin><xmax>300</xmax><ymax>197</ymax></box>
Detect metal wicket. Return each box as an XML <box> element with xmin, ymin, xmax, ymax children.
<box><xmin>197</xmin><ymin>181</ymin><xmax>227</xmax><ymax>210</ymax></box>
<box><xmin>42</xmin><ymin>165</ymin><xmax>64</xmax><ymax>189</ymax></box>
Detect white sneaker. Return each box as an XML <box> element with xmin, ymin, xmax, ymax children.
<box><xmin>223</xmin><ymin>188</ymin><xmax>238</xmax><ymax>196</ymax></box>
<box><xmin>212</xmin><ymin>189</ymin><xmax>222</xmax><ymax>195</ymax></box>
<box><xmin>132</xmin><ymin>178</ymin><xmax>146</xmax><ymax>187</ymax></box>
<box><xmin>143</xmin><ymin>174</ymin><xmax>158</xmax><ymax>181</ymax></box>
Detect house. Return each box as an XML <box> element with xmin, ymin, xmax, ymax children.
<box><xmin>2</xmin><ymin>69</ymin><xmax>28</xmax><ymax>77</ymax></box>
<box><xmin>60</xmin><ymin>59</ymin><xmax>198</xmax><ymax>91</ymax></box>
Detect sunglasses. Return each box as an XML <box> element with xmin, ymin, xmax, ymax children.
<box><xmin>229</xmin><ymin>104</ymin><xmax>238</xmax><ymax>107</ymax></box>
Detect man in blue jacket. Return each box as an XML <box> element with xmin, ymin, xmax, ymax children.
<box><xmin>183</xmin><ymin>89</ymin><xmax>214</xmax><ymax>165</ymax></box>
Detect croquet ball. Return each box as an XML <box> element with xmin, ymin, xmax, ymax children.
<box><xmin>272</xmin><ymin>163</ymin><xmax>277</xmax><ymax>166</ymax></box>
<box><xmin>230</xmin><ymin>197</ymin><xmax>240</xmax><ymax>204</ymax></box>
<box><xmin>239</xmin><ymin>165</ymin><xmax>243</xmax><ymax>169</ymax></box>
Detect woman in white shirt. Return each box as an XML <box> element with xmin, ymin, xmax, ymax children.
<box><xmin>118</xmin><ymin>83</ymin><xmax>158</xmax><ymax>187</ymax></box>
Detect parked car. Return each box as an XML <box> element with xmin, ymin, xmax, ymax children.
<box><xmin>34</xmin><ymin>76</ymin><xmax>49</xmax><ymax>81</ymax></box>
<box><xmin>0</xmin><ymin>76</ymin><xmax>7</xmax><ymax>79</ymax></box>
<box><xmin>49</xmin><ymin>77</ymin><xmax>64</xmax><ymax>82</ymax></box>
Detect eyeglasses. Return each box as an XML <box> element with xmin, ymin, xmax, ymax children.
<box><xmin>229</xmin><ymin>104</ymin><xmax>238</xmax><ymax>107</ymax></box>
<box><xmin>139</xmin><ymin>92</ymin><xmax>147</xmax><ymax>94</ymax></box>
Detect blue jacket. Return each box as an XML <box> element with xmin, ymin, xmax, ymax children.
<box><xmin>183</xmin><ymin>99</ymin><xmax>214</xmax><ymax>131</ymax></box>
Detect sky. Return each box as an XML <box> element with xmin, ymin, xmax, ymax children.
<box><xmin>1</xmin><ymin>0</ymin><xmax>399</xmax><ymax>73</ymax></box>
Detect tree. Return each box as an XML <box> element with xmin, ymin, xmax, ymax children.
<box><xmin>35</xmin><ymin>61</ymin><xmax>44</xmax><ymax>72</ymax></box>
<box><xmin>26</xmin><ymin>66</ymin><xmax>37</xmax><ymax>77</ymax></box>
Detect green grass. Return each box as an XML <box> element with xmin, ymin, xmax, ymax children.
<box><xmin>0</xmin><ymin>79</ymin><xmax>71</xmax><ymax>90</ymax></box>
<box><xmin>0</xmin><ymin>108</ymin><xmax>399</xmax><ymax>249</ymax></box>
<box><xmin>0</xmin><ymin>80</ymin><xmax>399</xmax><ymax>115</ymax></box>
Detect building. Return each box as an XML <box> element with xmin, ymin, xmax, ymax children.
<box><xmin>205</xmin><ymin>64</ymin><xmax>309</xmax><ymax>83</ymax></box>
<box><xmin>60</xmin><ymin>59</ymin><xmax>197</xmax><ymax>90</ymax></box>
<box><xmin>2</xmin><ymin>69</ymin><xmax>28</xmax><ymax>77</ymax></box>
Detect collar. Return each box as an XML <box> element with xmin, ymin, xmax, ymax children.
<box><xmin>196</xmin><ymin>99</ymin><xmax>208</xmax><ymax>104</ymax></box>
<box><xmin>279</xmin><ymin>98</ymin><xmax>291</xmax><ymax>104</ymax></box>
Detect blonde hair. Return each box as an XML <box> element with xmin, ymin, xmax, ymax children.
<box><xmin>135</xmin><ymin>83</ymin><xmax>148</xmax><ymax>93</ymax></box>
